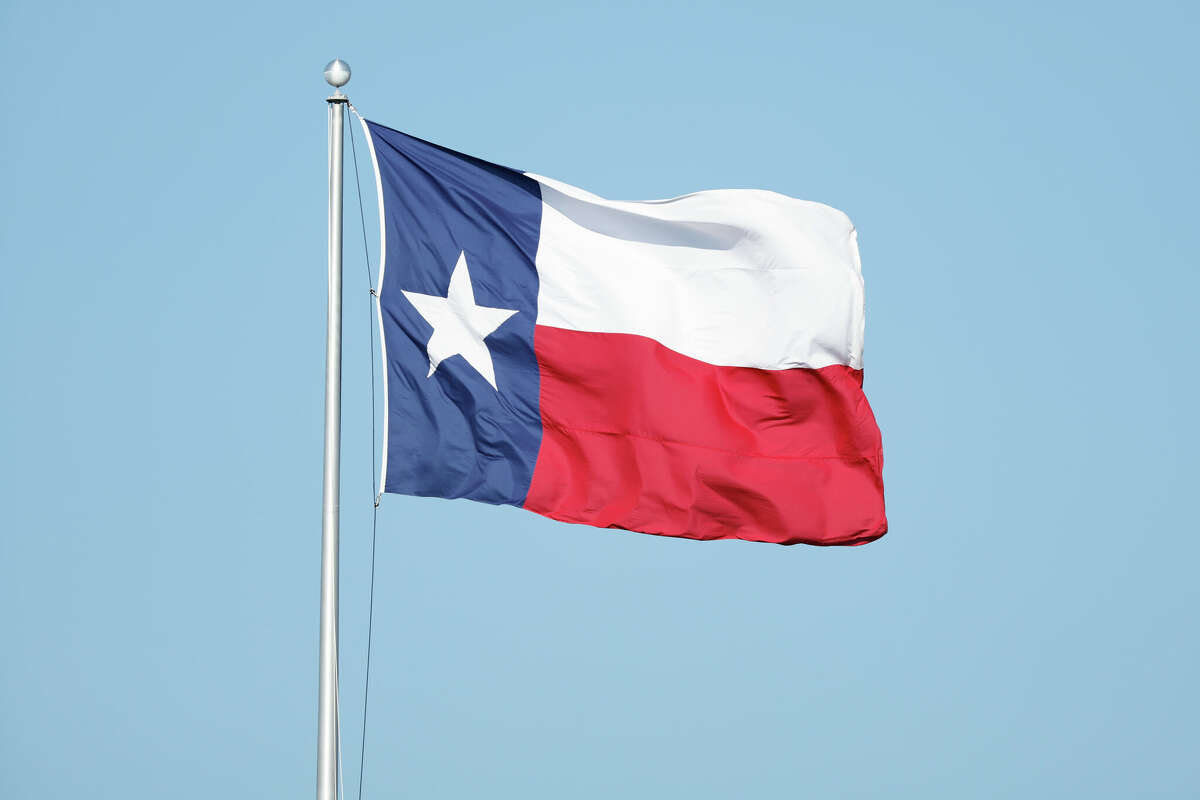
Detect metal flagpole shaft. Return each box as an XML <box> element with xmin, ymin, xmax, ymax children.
<box><xmin>318</xmin><ymin>57</ymin><xmax>350</xmax><ymax>800</ymax></box>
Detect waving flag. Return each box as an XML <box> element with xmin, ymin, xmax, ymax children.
<box><xmin>359</xmin><ymin>118</ymin><xmax>886</xmax><ymax>545</ymax></box>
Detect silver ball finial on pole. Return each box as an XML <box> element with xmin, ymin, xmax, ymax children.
<box><xmin>324</xmin><ymin>58</ymin><xmax>351</xmax><ymax>88</ymax></box>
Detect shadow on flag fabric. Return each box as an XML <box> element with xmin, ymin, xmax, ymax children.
<box><xmin>359</xmin><ymin>117</ymin><xmax>886</xmax><ymax>546</ymax></box>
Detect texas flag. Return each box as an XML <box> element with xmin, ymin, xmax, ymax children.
<box><xmin>359</xmin><ymin>118</ymin><xmax>886</xmax><ymax>546</ymax></box>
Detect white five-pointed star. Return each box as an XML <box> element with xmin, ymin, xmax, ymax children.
<box><xmin>402</xmin><ymin>251</ymin><xmax>517</xmax><ymax>390</ymax></box>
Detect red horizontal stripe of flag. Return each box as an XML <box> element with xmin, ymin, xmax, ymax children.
<box><xmin>524</xmin><ymin>326</ymin><xmax>887</xmax><ymax>545</ymax></box>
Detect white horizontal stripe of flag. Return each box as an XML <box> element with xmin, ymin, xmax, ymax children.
<box><xmin>528</xmin><ymin>173</ymin><xmax>866</xmax><ymax>371</ymax></box>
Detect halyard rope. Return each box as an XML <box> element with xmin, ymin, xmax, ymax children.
<box><xmin>347</xmin><ymin>108</ymin><xmax>381</xmax><ymax>800</ymax></box>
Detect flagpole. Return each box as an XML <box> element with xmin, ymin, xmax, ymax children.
<box><xmin>318</xmin><ymin>57</ymin><xmax>350</xmax><ymax>800</ymax></box>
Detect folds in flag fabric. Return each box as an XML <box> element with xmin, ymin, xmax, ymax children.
<box><xmin>359</xmin><ymin>118</ymin><xmax>886</xmax><ymax>546</ymax></box>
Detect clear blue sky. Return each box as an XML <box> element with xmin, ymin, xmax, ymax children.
<box><xmin>2</xmin><ymin>1</ymin><xmax>1197</xmax><ymax>797</ymax></box>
